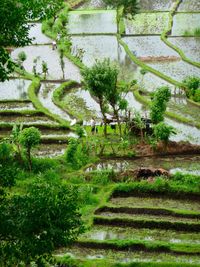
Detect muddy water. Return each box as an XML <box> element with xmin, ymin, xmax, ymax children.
<box><xmin>124</xmin><ymin>13</ymin><xmax>169</xmax><ymax>35</ymax></box>
<box><xmin>0</xmin><ymin>115</ymin><xmax>58</xmax><ymax>125</ymax></box>
<box><xmin>71</xmin><ymin>35</ymin><xmax>177</xmax><ymax>92</ymax></box>
<box><xmin>0</xmin><ymin>79</ymin><xmax>31</xmax><ymax>100</ymax></box>
<box><xmin>122</xmin><ymin>36</ymin><xmax>178</xmax><ymax>58</ymax></box>
<box><xmin>28</xmin><ymin>23</ymin><xmax>51</xmax><ymax>44</ymax></box>
<box><xmin>68</xmin><ymin>10</ymin><xmax>117</xmax><ymax>34</ymax></box>
<box><xmin>11</xmin><ymin>46</ymin><xmax>81</xmax><ymax>82</ymax></box>
<box><xmin>177</xmin><ymin>0</ymin><xmax>200</xmax><ymax>12</ymax></box>
<box><xmin>80</xmin><ymin>0</ymin><xmax>105</xmax><ymax>9</ymax></box>
<box><xmin>110</xmin><ymin>196</ymin><xmax>200</xmax><ymax>211</ymax></box>
<box><xmin>165</xmin><ymin>118</ymin><xmax>200</xmax><ymax>145</ymax></box>
<box><xmin>168</xmin><ymin>37</ymin><xmax>200</xmax><ymax>62</ymax></box>
<box><xmin>82</xmin><ymin>225</ymin><xmax>200</xmax><ymax>244</ymax></box>
<box><xmin>33</xmin><ymin>143</ymin><xmax>67</xmax><ymax>158</ymax></box>
<box><xmin>86</xmin><ymin>155</ymin><xmax>200</xmax><ymax>175</ymax></box>
<box><xmin>139</xmin><ymin>0</ymin><xmax>172</xmax><ymax>11</ymax></box>
<box><xmin>56</xmin><ymin>247</ymin><xmax>200</xmax><ymax>263</ymax></box>
<box><xmin>38</xmin><ymin>83</ymin><xmax>73</xmax><ymax>122</ymax></box>
<box><xmin>148</xmin><ymin>60</ymin><xmax>200</xmax><ymax>83</ymax></box>
<box><xmin>71</xmin><ymin>35</ymin><xmax>118</xmax><ymax>67</ymax></box>
<box><xmin>172</xmin><ymin>13</ymin><xmax>200</xmax><ymax>36</ymax></box>
<box><xmin>0</xmin><ymin>102</ymin><xmax>35</xmax><ymax>111</ymax></box>
<box><xmin>167</xmin><ymin>96</ymin><xmax>200</xmax><ymax>123</ymax></box>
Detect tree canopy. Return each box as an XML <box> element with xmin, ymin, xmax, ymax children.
<box><xmin>0</xmin><ymin>180</ymin><xmax>84</xmax><ymax>265</ymax></box>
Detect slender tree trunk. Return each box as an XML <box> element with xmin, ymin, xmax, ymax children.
<box><xmin>99</xmin><ymin>98</ymin><xmax>107</xmax><ymax>137</ymax></box>
<box><xmin>27</xmin><ymin>148</ymin><xmax>32</xmax><ymax>171</ymax></box>
<box><xmin>114</xmin><ymin>107</ymin><xmax>122</xmax><ymax>138</ymax></box>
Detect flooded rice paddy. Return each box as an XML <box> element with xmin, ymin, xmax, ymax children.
<box><xmin>38</xmin><ymin>83</ymin><xmax>73</xmax><ymax>122</ymax></box>
<box><xmin>124</xmin><ymin>13</ymin><xmax>169</xmax><ymax>35</ymax></box>
<box><xmin>110</xmin><ymin>196</ymin><xmax>200</xmax><ymax>212</ymax></box>
<box><xmin>172</xmin><ymin>13</ymin><xmax>200</xmax><ymax>36</ymax></box>
<box><xmin>0</xmin><ymin>101</ymin><xmax>35</xmax><ymax>111</ymax></box>
<box><xmin>68</xmin><ymin>10</ymin><xmax>117</xmax><ymax>34</ymax></box>
<box><xmin>28</xmin><ymin>23</ymin><xmax>51</xmax><ymax>44</ymax></box>
<box><xmin>168</xmin><ymin>37</ymin><xmax>200</xmax><ymax>62</ymax></box>
<box><xmin>81</xmin><ymin>225</ymin><xmax>200</xmax><ymax>244</ymax></box>
<box><xmin>177</xmin><ymin>0</ymin><xmax>200</xmax><ymax>12</ymax></box>
<box><xmin>87</xmin><ymin>155</ymin><xmax>200</xmax><ymax>175</ymax></box>
<box><xmin>0</xmin><ymin>79</ymin><xmax>31</xmax><ymax>100</ymax></box>
<box><xmin>11</xmin><ymin>46</ymin><xmax>81</xmax><ymax>82</ymax></box>
<box><xmin>57</xmin><ymin>247</ymin><xmax>200</xmax><ymax>263</ymax></box>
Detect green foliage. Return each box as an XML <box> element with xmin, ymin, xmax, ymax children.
<box><xmin>18</xmin><ymin>51</ymin><xmax>27</xmax><ymax>63</ymax></box>
<box><xmin>102</xmin><ymin>0</ymin><xmax>139</xmax><ymax>15</ymax></box>
<box><xmin>65</xmin><ymin>139</ymin><xmax>91</xmax><ymax>170</ymax></box>
<box><xmin>153</xmin><ymin>122</ymin><xmax>175</xmax><ymax>143</ymax></box>
<box><xmin>150</xmin><ymin>86</ymin><xmax>171</xmax><ymax>124</ymax></box>
<box><xmin>19</xmin><ymin>127</ymin><xmax>41</xmax><ymax>151</ymax></box>
<box><xmin>76</xmin><ymin>125</ymin><xmax>85</xmax><ymax>138</ymax></box>
<box><xmin>183</xmin><ymin>76</ymin><xmax>200</xmax><ymax>102</ymax></box>
<box><xmin>0</xmin><ymin>47</ymin><xmax>16</xmax><ymax>82</ymax></box>
<box><xmin>19</xmin><ymin>127</ymin><xmax>41</xmax><ymax>171</ymax></box>
<box><xmin>0</xmin><ymin>179</ymin><xmax>84</xmax><ymax>265</ymax></box>
<box><xmin>41</xmin><ymin>61</ymin><xmax>48</xmax><ymax>79</ymax></box>
<box><xmin>0</xmin><ymin>142</ymin><xmax>17</xmax><ymax>187</ymax></box>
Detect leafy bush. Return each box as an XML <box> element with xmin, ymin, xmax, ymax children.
<box><xmin>0</xmin><ymin>142</ymin><xmax>17</xmax><ymax>187</ymax></box>
<box><xmin>0</xmin><ymin>179</ymin><xmax>84</xmax><ymax>265</ymax></box>
<box><xmin>153</xmin><ymin>122</ymin><xmax>175</xmax><ymax>143</ymax></box>
<box><xmin>65</xmin><ymin>139</ymin><xmax>91</xmax><ymax>169</ymax></box>
<box><xmin>150</xmin><ymin>86</ymin><xmax>171</xmax><ymax>124</ymax></box>
<box><xmin>183</xmin><ymin>76</ymin><xmax>200</xmax><ymax>102</ymax></box>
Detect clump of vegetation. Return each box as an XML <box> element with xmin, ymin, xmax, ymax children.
<box><xmin>18</xmin><ymin>127</ymin><xmax>41</xmax><ymax>171</ymax></box>
<box><xmin>153</xmin><ymin>122</ymin><xmax>175</xmax><ymax>147</ymax></box>
<box><xmin>184</xmin><ymin>27</ymin><xmax>200</xmax><ymax>37</ymax></box>
<box><xmin>150</xmin><ymin>86</ymin><xmax>171</xmax><ymax>124</ymax></box>
<box><xmin>0</xmin><ymin>179</ymin><xmax>84</xmax><ymax>266</ymax></box>
<box><xmin>183</xmin><ymin>76</ymin><xmax>200</xmax><ymax>102</ymax></box>
<box><xmin>17</xmin><ymin>51</ymin><xmax>27</xmax><ymax>70</ymax></box>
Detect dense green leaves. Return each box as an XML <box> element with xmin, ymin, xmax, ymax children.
<box><xmin>183</xmin><ymin>76</ymin><xmax>200</xmax><ymax>102</ymax></box>
<box><xmin>150</xmin><ymin>86</ymin><xmax>171</xmax><ymax>124</ymax></box>
<box><xmin>0</xmin><ymin>48</ymin><xmax>16</xmax><ymax>82</ymax></box>
<box><xmin>153</xmin><ymin>122</ymin><xmax>175</xmax><ymax>143</ymax></box>
<box><xmin>0</xmin><ymin>180</ymin><xmax>84</xmax><ymax>265</ymax></box>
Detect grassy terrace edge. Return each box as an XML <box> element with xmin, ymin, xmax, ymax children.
<box><xmin>28</xmin><ymin>78</ymin><xmax>70</xmax><ymax>128</ymax></box>
<box><xmin>75</xmin><ymin>239</ymin><xmax>200</xmax><ymax>255</ymax></box>
<box><xmin>161</xmin><ymin>0</ymin><xmax>200</xmax><ymax>69</ymax></box>
<box><xmin>52</xmin><ymin>80</ymin><xmax>82</xmax><ymax>121</ymax></box>
<box><xmin>96</xmin><ymin>205</ymin><xmax>200</xmax><ymax>218</ymax></box>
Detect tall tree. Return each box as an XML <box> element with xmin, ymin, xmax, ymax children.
<box><xmin>81</xmin><ymin>59</ymin><xmax>110</xmax><ymax>137</ymax></box>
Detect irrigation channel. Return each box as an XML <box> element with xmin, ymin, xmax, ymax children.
<box><xmin>0</xmin><ymin>0</ymin><xmax>200</xmax><ymax>263</ymax></box>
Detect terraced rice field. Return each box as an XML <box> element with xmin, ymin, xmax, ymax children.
<box><xmin>58</xmin><ymin>190</ymin><xmax>200</xmax><ymax>264</ymax></box>
<box><xmin>1</xmin><ymin>0</ymin><xmax>200</xmax><ymax>265</ymax></box>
